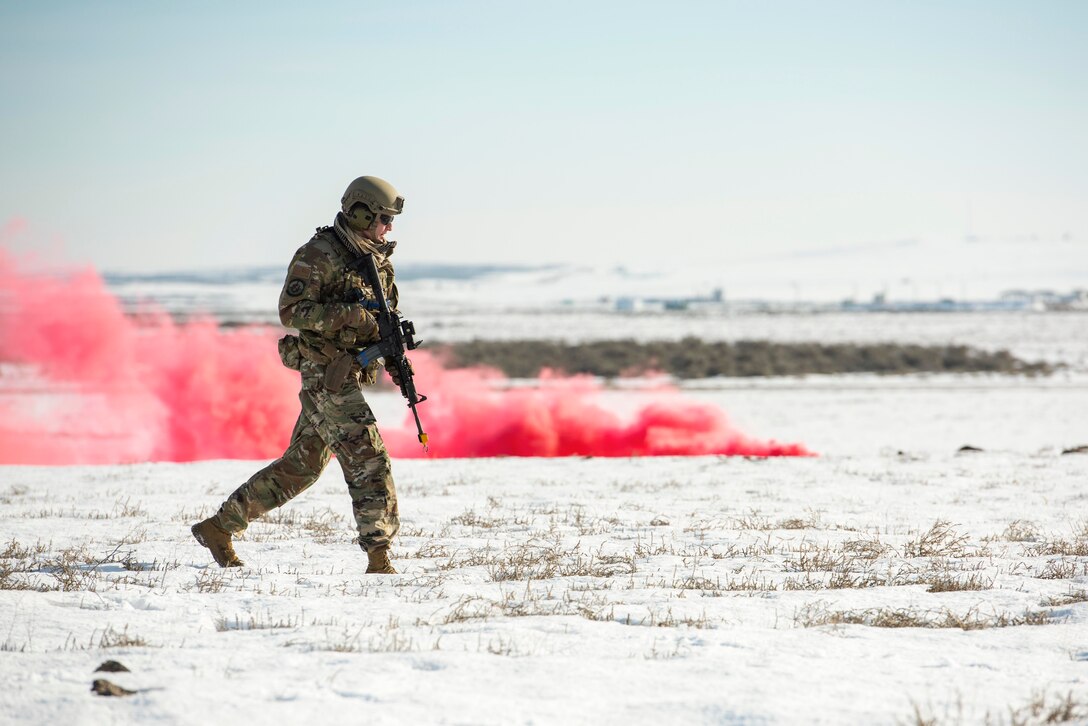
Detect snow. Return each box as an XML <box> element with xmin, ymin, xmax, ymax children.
<box><xmin>4</xmin><ymin>277</ymin><xmax>1087</xmax><ymax>723</ymax></box>
<box><xmin>2</xmin><ymin>377</ymin><xmax>1086</xmax><ymax>724</ymax></box>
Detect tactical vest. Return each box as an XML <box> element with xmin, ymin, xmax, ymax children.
<box><xmin>290</xmin><ymin>227</ymin><xmax>397</xmax><ymax>382</ymax></box>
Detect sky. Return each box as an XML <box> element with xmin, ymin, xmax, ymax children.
<box><xmin>1</xmin><ymin>1</ymin><xmax>1086</xmax><ymax>293</ymax></box>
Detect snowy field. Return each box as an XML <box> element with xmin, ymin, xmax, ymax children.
<box><xmin>5</xmin><ymin>276</ymin><xmax>1087</xmax><ymax>723</ymax></box>
<box><xmin>2</xmin><ymin>378</ymin><xmax>1087</xmax><ymax>725</ymax></box>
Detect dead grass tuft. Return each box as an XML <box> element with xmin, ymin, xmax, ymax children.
<box><xmin>795</xmin><ymin>603</ymin><xmax>1051</xmax><ymax>630</ymax></box>
<box><xmin>733</xmin><ymin>510</ymin><xmax>772</xmax><ymax>530</ymax></box>
<box><xmin>215</xmin><ymin>611</ymin><xmax>300</xmax><ymax>632</ymax></box>
<box><xmin>783</xmin><ymin>544</ymin><xmax>850</xmax><ymax>573</ymax></box>
<box><xmin>1034</xmin><ymin>559</ymin><xmax>1085</xmax><ymax>580</ymax></box>
<box><xmin>450</xmin><ymin>508</ymin><xmax>506</xmax><ymax>529</ymax></box>
<box><xmin>40</xmin><ymin>546</ymin><xmax>100</xmax><ymax>592</ymax></box>
<box><xmin>924</xmin><ymin>572</ymin><xmax>995</xmax><ymax>592</ymax></box>
<box><xmin>1005</xmin><ymin>690</ymin><xmax>1088</xmax><ymax>725</ymax></box>
<box><xmin>826</xmin><ymin>572</ymin><xmax>889</xmax><ymax>590</ymax></box>
<box><xmin>1024</xmin><ymin>539</ymin><xmax>1088</xmax><ymax>557</ymax></box>
<box><xmin>253</xmin><ymin>507</ymin><xmax>347</xmax><ymax>544</ymax></box>
<box><xmin>1040</xmin><ymin>589</ymin><xmax>1088</xmax><ymax>607</ymax></box>
<box><xmin>406</xmin><ymin>541</ymin><xmax>453</xmax><ymax>560</ymax></box>
<box><xmin>441</xmin><ymin>595</ymin><xmax>495</xmax><ymax>624</ymax></box>
<box><xmin>486</xmin><ymin>542</ymin><xmax>635</xmax><ymax>582</ymax></box>
<box><xmin>905</xmin><ymin>520</ymin><xmax>969</xmax><ymax>558</ymax></box>
<box><xmin>295</xmin><ymin>623</ymin><xmax>417</xmax><ymax>654</ymax></box>
<box><xmin>183</xmin><ymin>569</ymin><xmax>227</xmax><ymax>594</ymax></box>
<box><xmin>1001</xmin><ymin>519</ymin><xmax>1041</xmax><ymax>543</ymax></box>
<box><xmin>909</xmin><ymin>689</ymin><xmax>1088</xmax><ymax>726</ymax></box>
<box><xmin>842</xmin><ymin>537</ymin><xmax>892</xmax><ymax>560</ymax></box>
<box><xmin>98</xmin><ymin>625</ymin><xmax>150</xmax><ymax>648</ymax></box>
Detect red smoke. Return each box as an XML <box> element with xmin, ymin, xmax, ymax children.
<box><xmin>0</xmin><ymin>244</ymin><xmax>810</xmax><ymax>464</ymax></box>
<box><xmin>385</xmin><ymin>359</ymin><xmax>810</xmax><ymax>458</ymax></box>
<box><xmin>0</xmin><ymin>247</ymin><xmax>298</xmax><ymax>464</ymax></box>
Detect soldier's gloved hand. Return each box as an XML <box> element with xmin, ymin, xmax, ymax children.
<box><xmin>347</xmin><ymin>305</ymin><xmax>380</xmax><ymax>342</ymax></box>
<box><xmin>386</xmin><ymin>357</ymin><xmax>413</xmax><ymax>387</ymax></box>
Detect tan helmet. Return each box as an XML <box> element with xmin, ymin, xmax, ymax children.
<box><xmin>341</xmin><ymin>176</ymin><xmax>404</xmax><ymax>231</ymax></box>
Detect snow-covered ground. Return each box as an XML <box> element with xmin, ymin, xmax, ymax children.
<box><xmin>3</xmin><ymin>274</ymin><xmax>1084</xmax><ymax>722</ymax></box>
<box><xmin>2</xmin><ymin>378</ymin><xmax>1086</xmax><ymax>724</ymax></box>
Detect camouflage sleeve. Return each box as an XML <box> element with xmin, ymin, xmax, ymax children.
<box><xmin>382</xmin><ymin>260</ymin><xmax>400</xmax><ymax>312</ymax></box>
<box><xmin>278</xmin><ymin>244</ymin><xmax>371</xmax><ymax>334</ymax></box>
<box><xmin>388</xmin><ymin>281</ymin><xmax>400</xmax><ymax>312</ymax></box>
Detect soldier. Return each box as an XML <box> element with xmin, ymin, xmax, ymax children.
<box><xmin>192</xmin><ymin>176</ymin><xmax>407</xmax><ymax>574</ymax></box>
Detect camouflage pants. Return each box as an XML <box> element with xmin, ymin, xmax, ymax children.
<box><xmin>214</xmin><ymin>359</ymin><xmax>399</xmax><ymax>552</ymax></box>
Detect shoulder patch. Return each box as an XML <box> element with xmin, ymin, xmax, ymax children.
<box><xmin>285</xmin><ymin>278</ymin><xmax>306</xmax><ymax>297</ymax></box>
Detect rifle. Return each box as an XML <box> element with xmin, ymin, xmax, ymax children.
<box><xmin>347</xmin><ymin>253</ymin><xmax>429</xmax><ymax>450</ymax></box>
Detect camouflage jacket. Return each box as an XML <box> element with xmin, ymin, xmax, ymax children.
<box><xmin>278</xmin><ymin>226</ymin><xmax>398</xmax><ymax>382</ymax></box>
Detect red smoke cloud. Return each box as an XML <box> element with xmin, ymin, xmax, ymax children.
<box><xmin>385</xmin><ymin>359</ymin><xmax>810</xmax><ymax>458</ymax></box>
<box><xmin>0</xmin><ymin>244</ymin><xmax>810</xmax><ymax>464</ymax></box>
<box><xmin>0</xmin><ymin>247</ymin><xmax>298</xmax><ymax>464</ymax></box>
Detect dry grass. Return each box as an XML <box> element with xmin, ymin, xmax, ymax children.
<box><xmin>287</xmin><ymin>621</ymin><xmax>421</xmax><ymax>654</ymax></box>
<box><xmin>795</xmin><ymin>603</ymin><xmax>1051</xmax><ymax>630</ymax></box>
<box><xmin>783</xmin><ymin>544</ymin><xmax>851</xmax><ymax>573</ymax></box>
<box><xmin>215</xmin><ymin>611</ymin><xmax>301</xmax><ymax>632</ymax></box>
<box><xmin>1034</xmin><ymin>559</ymin><xmax>1085</xmax><ymax>580</ymax></box>
<box><xmin>433</xmin><ymin>544</ymin><xmax>497</xmax><ymax>571</ymax></box>
<box><xmin>250</xmin><ymin>507</ymin><xmax>347</xmax><ymax>544</ymax></box>
<box><xmin>842</xmin><ymin>537</ymin><xmax>892</xmax><ymax>560</ymax></box>
<box><xmin>98</xmin><ymin>625</ymin><xmax>150</xmax><ymax>648</ymax></box>
<box><xmin>1024</xmin><ymin>539</ymin><xmax>1088</xmax><ymax>557</ymax></box>
<box><xmin>485</xmin><ymin>541</ymin><xmax>636</xmax><ymax>582</ymax></box>
<box><xmin>112</xmin><ymin>498</ymin><xmax>148</xmax><ymax>518</ymax></box>
<box><xmin>905</xmin><ymin>520</ymin><xmax>970</xmax><ymax>558</ymax></box>
<box><xmin>0</xmin><ymin>534</ymin><xmax>172</xmax><ymax>593</ymax></box>
<box><xmin>1001</xmin><ymin>519</ymin><xmax>1041</xmax><ymax>543</ymax></box>
<box><xmin>442</xmin><ymin>595</ymin><xmax>495</xmax><ymax>624</ymax></box>
<box><xmin>733</xmin><ymin>510</ymin><xmax>773</xmax><ymax>530</ymax></box>
<box><xmin>1003</xmin><ymin>690</ymin><xmax>1088</xmax><ymax>725</ymax></box>
<box><xmin>1040</xmin><ymin>589</ymin><xmax>1088</xmax><ymax>607</ymax></box>
<box><xmin>405</xmin><ymin>541</ymin><xmax>453</xmax><ymax>560</ymax></box>
<box><xmin>924</xmin><ymin>572</ymin><xmax>995</xmax><ymax>592</ymax></box>
<box><xmin>183</xmin><ymin>569</ymin><xmax>227</xmax><ymax>594</ymax></box>
<box><xmin>825</xmin><ymin>572</ymin><xmax>891</xmax><ymax>590</ymax></box>
<box><xmin>639</xmin><ymin>606</ymin><xmax>712</xmax><ymax>629</ymax></box>
<box><xmin>39</xmin><ymin>546</ymin><xmax>102</xmax><ymax>592</ymax></box>
<box><xmin>450</xmin><ymin>507</ymin><xmax>506</xmax><ymax>529</ymax></box>
<box><xmin>644</xmin><ymin>636</ymin><xmax>689</xmax><ymax>660</ymax></box>
<box><xmin>909</xmin><ymin>690</ymin><xmax>1088</xmax><ymax>726</ymax></box>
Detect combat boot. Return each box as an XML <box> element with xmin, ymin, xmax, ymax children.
<box><xmin>366</xmin><ymin>545</ymin><xmax>396</xmax><ymax>574</ymax></box>
<box><xmin>191</xmin><ymin>517</ymin><xmax>244</xmax><ymax>568</ymax></box>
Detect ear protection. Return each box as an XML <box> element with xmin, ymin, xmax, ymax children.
<box><xmin>345</xmin><ymin>203</ymin><xmax>376</xmax><ymax>232</ymax></box>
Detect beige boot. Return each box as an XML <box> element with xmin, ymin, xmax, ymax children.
<box><xmin>191</xmin><ymin>517</ymin><xmax>244</xmax><ymax>568</ymax></box>
<box><xmin>366</xmin><ymin>546</ymin><xmax>396</xmax><ymax>574</ymax></box>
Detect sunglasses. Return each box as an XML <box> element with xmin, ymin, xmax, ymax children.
<box><xmin>379</xmin><ymin>213</ymin><xmax>395</xmax><ymax>225</ymax></box>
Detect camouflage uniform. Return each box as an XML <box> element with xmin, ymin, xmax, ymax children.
<box><xmin>210</xmin><ymin>225</ymin><xmax>400</xmax><ymax>552</ymax></box>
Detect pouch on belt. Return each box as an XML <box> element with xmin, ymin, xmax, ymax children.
<box><xmin>277</xmin><ymin>334</ymin><xmax>302</xmax><ymax>371</ymax></box>
<box><xmin>323</xmin><ymin>350</ymin><xmax>356</xmax><ymax>391</ymax></box>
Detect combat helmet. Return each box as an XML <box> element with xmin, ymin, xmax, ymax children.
<box><xmin>341</xmin><ymin>176</ymin><xmax>405</xmax><ymax>231</ymax></box>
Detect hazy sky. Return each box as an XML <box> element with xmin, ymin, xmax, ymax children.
<box><xmin>1</xmin><ymin>1</ymin><xmax>1086</xmax><ymax>279</ymax></box>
